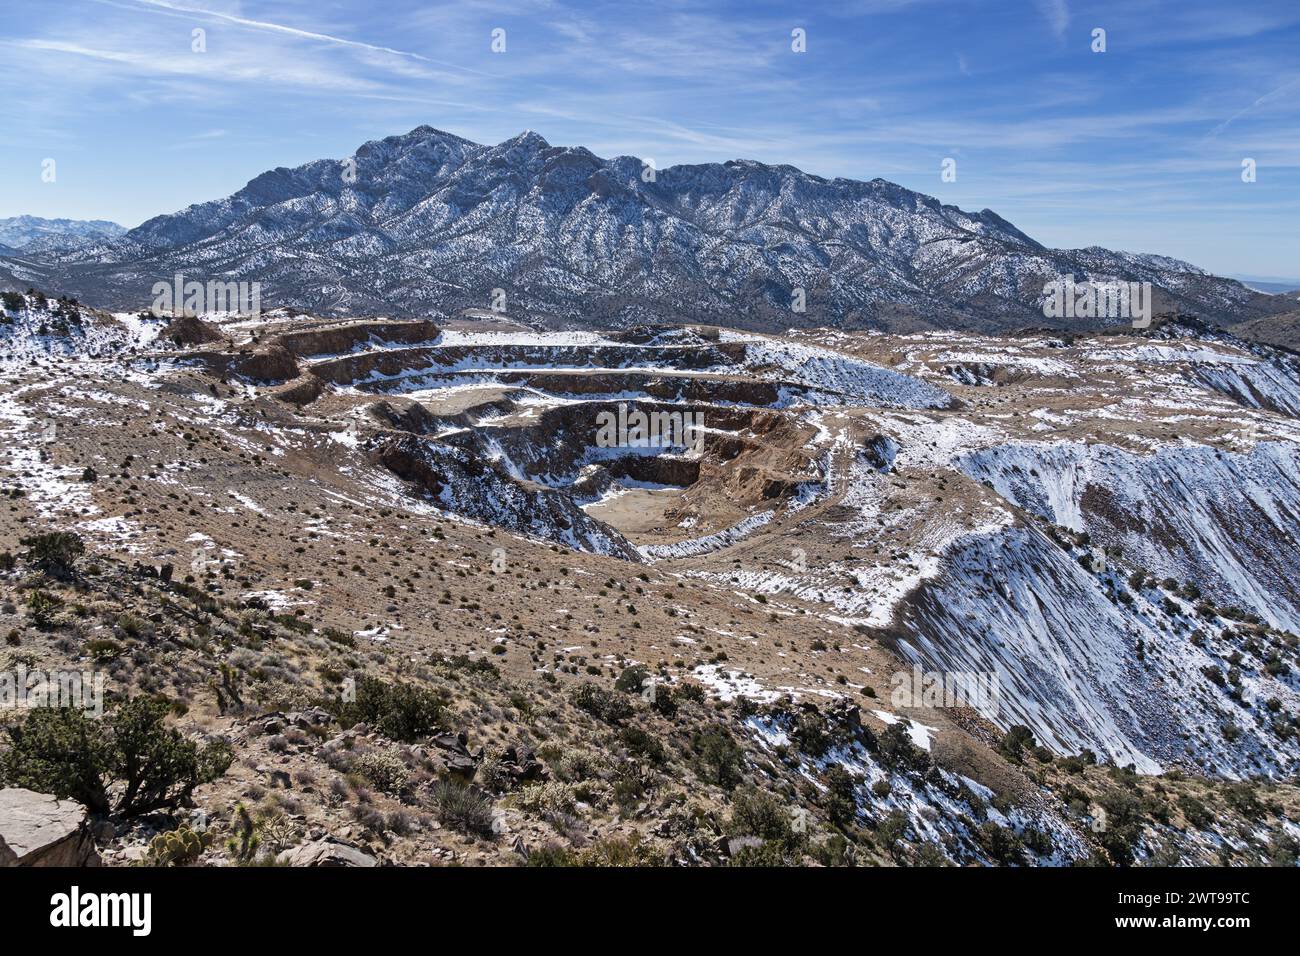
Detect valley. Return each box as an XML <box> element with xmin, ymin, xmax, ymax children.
<box><xmin>2</xmin><ymin>292</ymin><xmax>1298</xmax><ymax>866</ymax></box>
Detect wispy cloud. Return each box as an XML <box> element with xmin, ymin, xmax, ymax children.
<box><xmin>127</xmin><ymin>0</ymin><xmax>485</xmax><ymax>73</ymax></box>
<box><xmin>1034</xmin><ymin>0</ymin><xmax>1070</xmax><ymax>38</ymax></box>
<box><xmin>0</xmin><ymin>0</ymin><xmax>1295</xmax><ymax>275</ymax></box>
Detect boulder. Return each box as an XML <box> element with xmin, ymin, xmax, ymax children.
<box><xmin>0</xmin><ymin>788</ymin><xmax>101</xmax><ymax>867</ymax></box>
<box><xmin>277</xmin><ymin>837</ymin><xmax>377</xmax><ymax>868</ymax></box>
<box><xmin>430</xmin><ymin>730</ymin><xmax>477</xmax><ymax>777</ymax></box>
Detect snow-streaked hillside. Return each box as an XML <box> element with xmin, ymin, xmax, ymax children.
<box><xmin>895</xmin><ymin>520</ymin><xmax>1300</xmax><ymax>778</ymax></box>
<box><xmin>955</xmin><ymin>441</ymin><xmax>1300</xmax><ymax>631</ymax></box>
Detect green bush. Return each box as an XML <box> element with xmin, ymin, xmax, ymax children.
<box><xmin>21</xmin><ymin>532</ymin><xmax>86</xmax><ymax>579</ymax></box>
<box><xmin>974</xmin><ymin>822</ymin><xmax>1025</xmax><ymax>865</ymax></box>
<box><xmin>878</xmin><ymin>721</ymin><xmax>927</xmax><ymax>770</ymax></box>
<box><xmin>619</xmin><ymin>725</ymin><xmax>666</xmax><ymax>764</ymax></box>
<box><xmin>0</xmin><ymin>697</ymin><xmax>232</xmax><ymax>817</ymax></box>
<box><xmin>997</xmin><ymin>724</ymin><xmax>1035</xmax><ymax>762</ymax></box>
<box><xmin>326</xmin><ymin>674</ymin><xmax>444</xmax><ymax>742</ymax></box>
<box><xmin>614</xmin><ymin>664</ymin><xmax>650</xmax><ymax>694</ymax></box>
<box><xmin>432</xmin><ymin>779</ymin><xmax>495</xmax><ymax>838</ymax></box>
<box><xmin>728</xmin><ymin>786</ymin><xmax>799</xmax><ymax>848</ymax></box>
<box><xmin>792</xmin><ymin>709</ymin><xmax>832</xmax><ymax>757</ymax></box>
<box><xmin>823</xmin><ymin>765</ymin><xmax>859</xmax><ymax>828</ymax></box>
<box><xmin>572</xmin><ymin>683</ymin><xmax>633</xmax><ymax>723</ymax></box>
<box><xmin>691</xmin><ymin>724</ymin><xmax>746</xmax><ymax>790</ymax></box>
<box><xmin>26</xmin><ymin>590</ymin><xmax>62</xmax><ymax>629</ymax></box>
<box><xmin>352</xmin><ymin>750</ymin><xmax>409</xmax><ymax>794</ymax></box>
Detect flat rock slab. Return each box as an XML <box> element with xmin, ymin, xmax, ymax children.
<box><xmin>0</xmin><ymin>787</ymin><xmax>100</xmax><ymax>867</ymax></box>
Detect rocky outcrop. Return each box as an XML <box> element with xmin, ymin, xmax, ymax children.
<box><xmin>234</xmin><ymin>343</ymin><xmax>299</xmax><ymax>383</ymax></box>
<box><xmin>0</xmin><ymin>788</ymin><xmax>101</xmax><ymax>867</ymax></box>
<box><xmin>277</xmin><ymin>837</ymin><xmax>377</xmax><ymax>867</ymax></box>
<box><xmin>161</xmin><ymin>314</ymin><xmax>224</xmax><ymax>347</ymax></box>
<box><xmin>272</xmin><ymin>319</ymin><xmax>439</xmax><ymax>358</ymax></box>
<box><xmin>270</xmin><ymin>374</ymin><xmax>325</xmax><ymax>406</ymax></box>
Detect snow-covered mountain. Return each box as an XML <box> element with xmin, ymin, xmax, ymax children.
<box><xmin>0</xmin><ymin>215</ymin><xmax>126</xmax><ymax>252</ymax></box>
<box><xmin>6</xmin><ymin>127</ymin><xmax>1291</xmax><ymax>339</ymax></box>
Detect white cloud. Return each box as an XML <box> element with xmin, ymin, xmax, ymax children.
<box><xmin>1034</xmin><ymin>0</ymin><xmax>1070</xmax><ymax>38</ymax></box>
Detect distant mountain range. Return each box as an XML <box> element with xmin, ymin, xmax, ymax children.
<box><xmin>0</xmin><ymin>215</ymin><xmax>125</xmax><ymax>253</ymax></box>
<box><xmin>1</xmin><ymin>127</ymin><xmax>1294</xmax><ymax>342</ymax></box>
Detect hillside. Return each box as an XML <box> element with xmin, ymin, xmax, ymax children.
<box><xmin>2</xmin><ymin>291</ymin><xmax>1299</xmax><ymax>867</ymax></box>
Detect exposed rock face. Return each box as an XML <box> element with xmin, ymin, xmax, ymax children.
<box><xmin>271</xmin><ymin>319</ymin><xmax>440</xmax><ymax>358</ymax></box>
<box><xmin>235</xmin><ymin>344</ymin><xmax>300</xmax><ymax>383</ymax></box>
<box><xmin>161</xmin><ymin>314</ymin><xmax>224</xmax><ymax>347</ymax></box>
<box><xmin>277</xmin><ymin>837</ymin><xmax>377</xmax><ymax>867</ymax></box>
<box><xmin>0</xmin><ymin>788</ymin><xmax>101</xmax><ymax>867</ymax></box>
<box><xmin>372</xmin><ymin>432</ymin><xmax>642</xmax><ymax>560</ymax></box>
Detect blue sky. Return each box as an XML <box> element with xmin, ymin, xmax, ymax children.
<box><xmin>1</xmin><ymin>0</ymin><xmax>1296</xmax><ymax>277</ymax></box>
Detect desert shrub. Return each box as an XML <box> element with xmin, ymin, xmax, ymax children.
<box><xmin>997</xmin><ymin>724</ymin><xmax>1035</xmax><ymax>762</ymax></box>
<box><xmin>525</xmin><ymin>843</ymin><xmax>577</xmax><ymax>866</ymax></box>
<box><xmin>728</xmin><ymin>840</ymin><xmax>790</xmax><ymax>867</ymax></box>
<box><xmin>431</xmin><ymin>779</ymin><xmax>495</xmax><ymax>838</ymax></box>
<box><xmin>518</xmin><ymin>780</ymin><xmax>577</xmax><ymax>816</ymax></box>
<box><xmin>691</xmin><ymin>723</ymin><xmax>746</xmax><ymax>790</ymax></box>
<box><xmin>974</xmin><ymin>822</ymin><xmax>1025</xmax><ymax>865</ymax></box>
<box><xmin>554</xmin><ymin>749</ymin><xmax>600</xmax><ymax>783</ymax></box>
<box><xmin>21</xmin><ymin>532</ymin><xmax>85</xmax><ymax>578</ymax></box>
<box><xmin>874</xmin><ymin>809</ymin><xmax>910</xmax><ymax>859</ymax></box>
<box><xmin>619</xmin><ymin>725</ymin><xmax>666</xmax><ymax>764</ymax></box>
<box><xmin>529</xmin><ymin>835</ymin><xmax>656</xmax><ymax>867</ymax></box>
<box><xmin>86</xmin><ymin>638</ymin><xmax>123</xmax><ymax>663</ymax></box>
<box><xmin>1095</xmin><ymin>788</ymin><xmax>1145</xmax><ymax>866</ymax></box>
<box><xmin>1177</xmin><ymin>793</ymin><xmax>1212</xmax><ymax>829</ymax></box>
<box><xmin>436</xmin><ymin>654</ymin><xmax>500</xmax><ymax>678</ymax></box>
<box><xmin>468</xmin><ymin>747</ymin><xmax>503</xmax><ymax>793</ymax></box>
<box><xmin>578</xmin><ymin>835</ymin><xmax>658</xmax><ymax>866</ymax></box>
<box><xmin>0</xmin><ymin>696</ymin><xmax>232</xmax><ymax>816</ymax></box>
<box><xmin>572</xmin><ymin>683</ymin><xmax>633</xmax><ymax>723</ymax></box>
<box><xmin>26</xmin><ymin>590</ymin><xmax>62</xmax><ymax>629</ymax></box>
<box><xmin>321</xmin><ymin>626</ymin><xmax>355</xmax><ymax>648</ymax></box>
<box><xmin>325</xmin><ymin>674</ymin><xmax>444</xmax><ymax>741</ymax></box>
<box><xmin>727</xmin><ymin>786</ymin><xmax>799</xmax><ymax>849</ymax></box>
<box><xmin>878</xmin><ymin>721</ymin><xmax>926</xmax><ymax>770</ymax></box>
<box><xmin>352</xmin><ymin>750</ymin><xmax>409</xmax><ymax>795</ymax></box>
<box><xmin>792</xmin><ymin>708</ymin><xmax>832</xmax><ymax>757</ymax></box>
<box><xmin>824</xmin><ymin>765</ymin><xmax>859</xmax><ymax>828</ymax></box>
<box><xmin>675</xmin><ymin>682</ymin><xmax>706</xmax><ymax>705</ymax></box>
<box><xmin>1267</xmin><ymin>831</ymin><xmax>1298</xmax><ymax>867</ymax></box>
<box><xmin>1221</xmin><ymin>781</ymin><xmax>1263</xmax><ymax>817</ymax></box>
<box><xmin>614</xmin><ymin>664</ymin><xmax>650</xmax><ymax>694</ymax></box>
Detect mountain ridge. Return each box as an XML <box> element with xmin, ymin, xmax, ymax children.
<box><xmin>3</xmin><ymin>126</ymin><xmax>1293</xmax><ymax>342</ymax></box>
<box><xmin>0</xmin><ymin>215</ymin><xmax>126</xmax><ymax>252</ymax></box>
